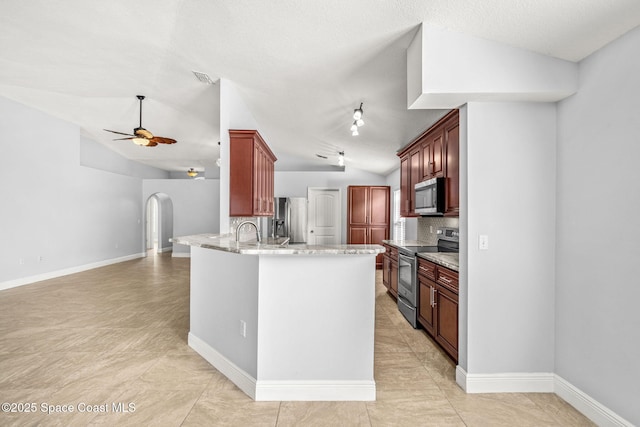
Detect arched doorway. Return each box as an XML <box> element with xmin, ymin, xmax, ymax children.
<box><xmin>145</xmin><ymin>193</ymin><xmax>174</xmax><ymax>255</ymax></box>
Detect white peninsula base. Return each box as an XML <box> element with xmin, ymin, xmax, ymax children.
<box><xmin>187</xmin><ymin>245</ymin><xmax>377</xmax><ymax>401</ymax></box>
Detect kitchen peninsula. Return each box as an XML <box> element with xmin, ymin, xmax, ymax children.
<box><xmin>171</xmin><ymin>233</ymin><xmax>384</xmax><ymax>401</ymax></box>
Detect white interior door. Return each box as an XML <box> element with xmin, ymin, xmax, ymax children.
<box><xmin>307</xmin><ymin>188</ymin><xmax>341</xmax><ymax>244</ymax></box>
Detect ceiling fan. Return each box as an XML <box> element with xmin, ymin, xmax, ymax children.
<box><xmin>104</xmin><ymin>95</ymin><xmax>177</xmax><ymax>147</ymax></box>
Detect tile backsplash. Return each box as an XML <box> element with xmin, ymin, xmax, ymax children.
<box><xmin>417</xmin><ymin>216</ymin><xmax>459</xmax><ymax>245</ymax></box>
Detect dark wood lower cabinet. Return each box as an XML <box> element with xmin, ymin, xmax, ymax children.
<box><xmin>418</xmin><ymin>277</ymin><xmax>435</xmax><ymax>336</ymax></box>
<box><xmin>417</xmin><ymin>258</ymin><xmax>459</xmax><ymax>363</ymax></box>
<box><xmin>435</xmin><ymin>285</ymin><xmax>458</xmax><ymax>361</ymax></box>
<box><xmin>382</xmin><ymin>244</ymin><xmax>398</xmax><ymax>298</ymax></box>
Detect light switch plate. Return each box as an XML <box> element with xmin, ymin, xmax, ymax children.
<box><xmin>479</xmin><ymin>235</ymin><xmax>489</xmax><ymax>250</ymax></box>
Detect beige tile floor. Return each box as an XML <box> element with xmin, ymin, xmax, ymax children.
<box><xmin>0</xmin><ymin>253</ymin><xmax>594</xmax><ymax>426</ymax></box>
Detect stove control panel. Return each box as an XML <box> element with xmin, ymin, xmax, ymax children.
<box><xmin>437</xmin><ymin>227</ymin><xmax>459</xmax><ymax>242</ymax></box>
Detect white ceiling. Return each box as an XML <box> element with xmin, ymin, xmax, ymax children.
<box><xmin>1</xmin><ymin>0</ymin><xmax>639</xmax><ymax>176</ymax></box>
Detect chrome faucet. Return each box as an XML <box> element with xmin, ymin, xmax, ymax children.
<box><xmin>235</xmin><ymin>220</ymin><xmax>261</xmax><ymax>243</ymax></box>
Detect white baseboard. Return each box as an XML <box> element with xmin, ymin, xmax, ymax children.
<box><xmin>554</xmin><ymin>375</ymin><xmax>633</xmax><ymax>427</ymax></box>
<box><xmin>0</xmin><ymin>253</ymin><xmax>146</xmax><ymax>291</ymax></box>
<box><xmin>456</xmin><ymin>367</ymin><xmax>554</xmax><ymax>393</ymax></box>
<box><xmin>172</xmin><ymin>252</ymin><xmax>191</xmax><ymax>258</ymax></box>
<box><xmin>159</xmin><ymin>246</ymin><xmax>173</xmax><ymax>253</ymax></box>
<box><xmin>456</xmin><ymin>367</ymin><xmax>633</xmax><ymax>426</ymax></box>
<box><xmin>255</xmin><ymin>380</ymin><xmax>375</xmax><ymax>401</ymax></box>
<box><xmin>188</xmin><ymin>332</ymin><xmax>376</xmax><ymax>401</ymax></box>
<box><xmin>188</xmin><ymin>332</ymin><xmax>257</xmax><ymax>399</ymax></box>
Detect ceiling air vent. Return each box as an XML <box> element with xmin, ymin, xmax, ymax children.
<box><xmin>192</xmin><ymin>71</ymin><xmax>215</xmax><ymax>84</ymax></box>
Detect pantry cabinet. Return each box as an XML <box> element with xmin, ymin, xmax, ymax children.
<box><xmin>417</xmin><ymin>258</ymin><xmax>459</xmax><ymax>362</ymax></box>
<box><xmin>229</xmin><ymin>130</ymin><xmax>277</xmax><ymax>217</ymax></box>
<box><xmin>347</xmin><ymin>186</ymin><xmax>390</xmax><ymax>269</ymax></box>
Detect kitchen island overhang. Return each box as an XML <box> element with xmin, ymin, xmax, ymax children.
<box><xmin>171</xmin><ymin>234</ymin><xmax>384</xmax><ymax>401</ymax></box>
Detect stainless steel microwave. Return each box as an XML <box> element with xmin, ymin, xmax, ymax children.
<box><xmin>414</xmin><ymin>177</ymin><xmax>445</xmax><ymax>215</ymax></box>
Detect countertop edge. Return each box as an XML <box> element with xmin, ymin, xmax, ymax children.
<box><xmin>171</xmin><ymin>234</ymin><xmax>385</xmax><ymax>255</ymax></box>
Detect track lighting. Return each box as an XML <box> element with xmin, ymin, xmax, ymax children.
<box><xmin>350</xmin><ymin>102</ymin><xmax>364</xmax><ymax>135</ymax></box>
<box><xmin>187</xmin><ymin>168</ymin><xmax>198</xmax><ymax>177</ymax></box>
<box><xmin>353</xmin><ymin>103</ymin><xmax>363</xmax><ymax>120</ymax></box>
<box><xmin>338</xmin><ymin>151</ymin><xmax>345</xmax><ymax>167</ymax></box>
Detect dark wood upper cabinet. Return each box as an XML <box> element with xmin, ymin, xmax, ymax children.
<box><xmin>421</xmin><ymin>128</ymin><xmax>444</xmax><ymax>180</ymax></box>
<box><xmin>398</xmin><ymin>147</ymin><xmax>421</xmax><ymax>217</ymax></box>
<box><xmin>443</xmin><ymin>116</ymin><xmax>459</xmax><ymax>216</ymax></box>
<box><xmin>229</xmin><ymin>130</ymin><xmax>277</xmax><ymax>217</ymax></box>
<box><xmin>397</xmin><ymin>109</ymin><xmax>459</xmax><ymax>218</ymax></box>
<box><xmin>347</xmin><ymin>186</ymin><xmax>390</xmax><ymax>269</ymax></box>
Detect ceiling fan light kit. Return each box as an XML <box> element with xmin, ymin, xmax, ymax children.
<box><xmin>104</xmin><ymin>95</ymin><xmax>177</xmax><ymax>147</ymax></box>
<box><xmin>187</xmin><ymin>168</ymin><xmax>198</xmax><ymax>177</ymax></box>
<box><xmin>350</xmin><ymin>102</ymin><xmax>364</xmax><ymax>135</ymax></box>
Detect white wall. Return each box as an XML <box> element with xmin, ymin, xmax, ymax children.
<box><xmin>465</xmin><ymin>102</ymin><xmax>557</xmax><ymax>374</ymax></box>
<box><xmin>219</xmin><ymin>79</ymin><xmax>260</xmax><ymax>233</ymax></box>
<box><xmin>80</xmin><ymin>136</ymin><xmax>168</xmax><ymax>179</ymax></box>
<box><xmin>408</xmin><ymin>24</ymin><xmax>578</xmax><ymax>109</ymax></box>
<box><xmin>275</xmin><ymin>168</ymin><xmax>387</xmax><ymax>243</ymax></box>
<box><xmin>556</xmin><ymin>25</ymin><xmax>640</xmax><ymax>425</ymax></box>
<box><xmin>0</xmin><ymin>96</ymin><xmax>145</xmax><ymax>288</ymax></box>
<box><xmin>143</xmin><ymin>179</ymin><xmax>220</xmax><ymax>255</ymax></box>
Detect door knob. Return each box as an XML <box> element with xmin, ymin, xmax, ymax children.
<box><xmin>310</xmin><ymin>230</ymin><xmax>314</xmax><ymax>233</ymax></box>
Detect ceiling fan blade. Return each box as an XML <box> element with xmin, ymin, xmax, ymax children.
<box><xmin>145</xmin><ymin>141</ymin><xmax>159</xmax><ymax>147</ymax></box>
<box><xmin>104</xmin><ymin>129</ymin><xmax>135</xmax><ymax>137</ymax></box>
<box><xmin>150</xmin><ymin>136</ymin><xmax>177</xmax><ymax>144</ymax></box>
<box><xmin>112</xmin><ymin>137</ymin><xmax>135</xmax><ymax>141</ymax></box>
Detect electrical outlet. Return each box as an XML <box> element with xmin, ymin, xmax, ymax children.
<box><xmin>479</xmin><ymin>235</ymin><xmax>489</xmax><ymax>250</ymax></box>
<box><xmin>38</xmin><ymin>256</ymin><xmax>43</xmax><ymax>263</ymax></box>
<box><xmin>240</xmin><ymin>320</ymin><xmax>247</xmax><ymax>338</ymax></box>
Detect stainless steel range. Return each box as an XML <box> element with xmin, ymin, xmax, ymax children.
<box><xmin>397</xmin><ymin>228</ymin><xmax>459</xmax><ymax>328</ymax></box>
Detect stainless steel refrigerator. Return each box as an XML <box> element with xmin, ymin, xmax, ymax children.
<box><xmin>268</xmin><ymin>197</ymin><xmax>307</xmax><ymax>243</ymax></box>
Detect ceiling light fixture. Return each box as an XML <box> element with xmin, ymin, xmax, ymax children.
<box><xmin>133</xmin><ymin>137</ymin><xmax>150</xmax><ymax>146</ymax></box>
<box><xmin>353</xmin><ymin>103</ymin><xmax>363</xmax><ymax>120</ymax></box>
<box><xmin>338</xmin><ymin>151</ymin><xmax>345</xmax><ymax>167</ymax></box>
<box><xmin>350</xmin><ymin>102</ymin><xmax>364</xmax><ymax>135</ymax></box>
<box><xmin>187</xmin><ymin>168</ymin><xmax>198</xmax><ymax>177</ymax></box>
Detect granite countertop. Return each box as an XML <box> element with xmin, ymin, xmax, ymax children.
<box><xmin>171</xmin><ymin>233</ymin><xmax>385</xmax><ymax>255</ymax></box>
<box><xmin>382</xmin><ymin>239</ymin><xmax>428</xmax><ymax>248</ymax></box>
<box><xmin>416</xmin><ymin>252</ymin><xmax>459</xmax><ymax>272</ymax></box>
<box><xmin>382</xmin><ymin>239</ymin><xmax>459</xmax><ymax>272</ymax></box>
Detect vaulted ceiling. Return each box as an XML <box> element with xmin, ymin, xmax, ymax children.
<box><xmin>1</xmin><ymin>0</ymin><xmax>639</xmax><ymax>176</ymax></box>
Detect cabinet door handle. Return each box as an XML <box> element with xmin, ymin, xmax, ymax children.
<box><xmin>440</xmin><ymin>276</ymin><xmax>452</xmax><ymax>284</ymax></box>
